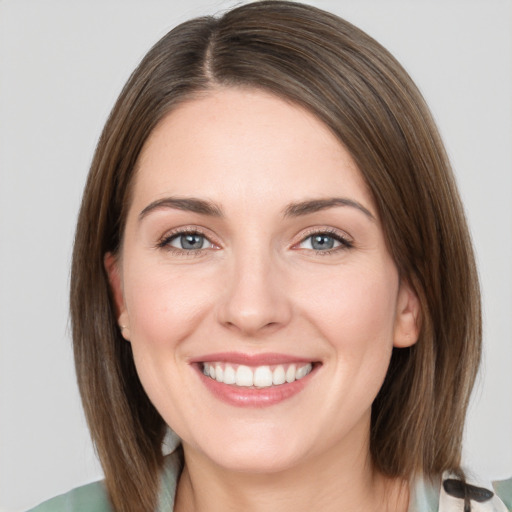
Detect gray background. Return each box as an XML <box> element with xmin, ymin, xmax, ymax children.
<box><xmin>0</xmin><ymin>0</ymin><xmax>511</xmax><ymax>510</ymax></box>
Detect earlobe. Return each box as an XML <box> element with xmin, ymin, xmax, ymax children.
<box><xmin>393</xmin><ymin>281</ymin><xmax>421</xmax><ymax>348</ymax></box>
<box><xmin>104</xmin><ymin>252</ymin><xmax>131</xmax><ymax>341</ymax></box>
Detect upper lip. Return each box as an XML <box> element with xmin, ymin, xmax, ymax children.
<box><xmin>189</xmin><ymin>352</ymin><xmax>317</xmax><ymax>366</ymax></box>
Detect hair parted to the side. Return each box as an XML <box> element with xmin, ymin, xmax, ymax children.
<box><xmin>70</xmin><ymin>1</ymin><xmax>481</xmax><ymax>510</ymax></box>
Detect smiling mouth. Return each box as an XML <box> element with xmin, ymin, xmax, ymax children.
<box><xmin>201</xmin><ymin>362</ymin><xmax>314</xmax><ymax>388</ymax></box>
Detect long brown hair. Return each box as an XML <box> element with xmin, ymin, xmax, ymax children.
<box><xmin>70</xmin><ymin>2</ymin><xmax>481</xmax><ymax>510</ymax></box>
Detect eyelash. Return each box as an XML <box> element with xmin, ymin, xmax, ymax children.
<box><xmin>295</xmin><ymin>228</ymin><xmax>353</xmax><ymax>255</ymax></box>
<box><xmin>156</xmin><ymin>228</ymin><xmax>216</xmax><ymax>257</ymax></box>
<box><xmin>156</xmin><ymin>227</ymin><xmax>353</xmax><ymax>256</ymax></box>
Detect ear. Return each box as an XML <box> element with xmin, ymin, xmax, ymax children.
<box><xmin>104</xmin><ymin>252</ymin><xmax>131</xmax><ymax>341</ymax></box>
<box><xmin>393</xmin><ymin>280</ymin><xmax>421</xmax><ymax>348</ymax></box>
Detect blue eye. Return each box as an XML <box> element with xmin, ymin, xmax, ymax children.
<box><xmin>298</xmin><ymin>232</ymin><xmax>351</xmax><ymax>252</ymax></box>
<box><xmin>163</xmin><ymin>232</ymin><xmax>215</xmax><ymax>251</ymax></box>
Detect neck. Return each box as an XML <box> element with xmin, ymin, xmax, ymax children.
<box><xmin>174</xmin><ymin>435</ymin><xmax>409</xmax><ymax>512</ymax></box>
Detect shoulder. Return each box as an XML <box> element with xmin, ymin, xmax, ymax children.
<box><xmin>494</xmin><ymin>478</ymin><xmax>512</xmax><ymax>511</ymax></box>
<box><xmin>26</xmin><ymin>480</ymin><xmax>112</xmax><ymax>512</ymax></box>
<box><xmin>26</xmin><ymin>448</ymin><xmax>183</xmax><ymax>512</ymax></box>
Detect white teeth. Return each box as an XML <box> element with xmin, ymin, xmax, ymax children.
<box><xmin>253</xmin><ymin>366</ymin><xmax>273</xmax><ymax>388</ymax></box>
<box><xmin>202</xmin><ymin>362</ymin><xmax>313</xmax><ymax>387</ymax></box>
<box><xmin>272</xmin><ymin>365</ymin><xmax>286</xmax><ymax>385</ymax></box>
<box><xmin>285</xmin><ymin>364</ymin><xmax>296</xmax><ymax>383</ymax></box>
<box><xmin>236</xmin><ymin>365</ymin><xmax>253</xmax><ymax>387</ymax></box>
<box><xmin>296</xmin><ymin>365</ymin><xmax>310</xmax><ymax>380</ymax></box>
<box><xmin>223</xmin><ymin>364</ymin><xmax>236</xmax><ymax>384</ymax></box>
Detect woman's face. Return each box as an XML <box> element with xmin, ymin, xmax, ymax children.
<box><xmin>106</xmin><ymin>87</ymin><xmax>419</xmax><ymax>473</ymax></box>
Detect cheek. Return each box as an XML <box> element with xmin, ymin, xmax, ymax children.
<box><xmin>120</xmin><ymin>261</ymin><xmax>218</xmax><ymax>429</ymax></box>
<box><xmin>295</xmin><ymin>262</ymin><xmax>399</xmax><ymax>349</ymax></box>
<box><xmin>123</xmin><ymin>260</ymin><xmax>219</xmax><ymax>350</ymax></box>
<box><xmin>301</xmin><ymin>264</ymin><xmax>399</xmax><ymax>414</ymax></box>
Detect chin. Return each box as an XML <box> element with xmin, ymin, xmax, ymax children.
<box><xmin>185</xmin><ymin>428</ymin><xmax>308</xmax><ymax>474</ymax></box>
<box><xmin>210</xmin><ymin>448</ymin><xmax>304</xmax><ymax>474</ymax></box>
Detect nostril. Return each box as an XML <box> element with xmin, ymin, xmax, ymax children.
<box><xmin>215</xmin><ymin>272</ymin><xmax>293</xmax><ymax>335</ymax></box>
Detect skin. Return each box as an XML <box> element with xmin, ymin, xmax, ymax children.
<box><xmin>106</xmin><ymin>87</ymin><xmax>420</xmax><ymax>512</ymax></box>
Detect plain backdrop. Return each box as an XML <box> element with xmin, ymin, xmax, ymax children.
<box><xmin>0</xmin><ymin>0</ymin><xmax>511</xmax><ymax>510</ymax></box>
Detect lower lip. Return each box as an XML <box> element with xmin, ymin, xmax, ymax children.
<box><xmin>195</xmin><ymin>365</ymin><xmax>317</xmax><ymax>408</ymax></box>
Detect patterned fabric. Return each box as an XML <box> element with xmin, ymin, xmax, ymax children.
<box><xmin>28</xmin><ymin>449</ymin><xmax>512</xmax><ymax>511</ymax></box>
<box><xmin>437</xmin><ymin>475</ymin><xmax>510</xmax><ymax>512</ymax></box>
<box><xmin>410</xmin><ymin>471</ymin><xmax>511</xmax><ymax>512</ymax></box>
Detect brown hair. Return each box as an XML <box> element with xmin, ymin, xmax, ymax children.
<box><xmin>70</xmin><ymin>1</ymin><xmax>481</xmax><ymax>510</ymax></box>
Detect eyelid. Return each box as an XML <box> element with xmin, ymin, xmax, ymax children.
<box><xmin>291</xmin><ymin>227</ymin><xmax>354</xmax><ymax>251</ymax></box>
<box><xmin>155</xmin><ymin>225</ymin><xmax>353</xmax><ymax>255</ymax></box>
<box><xmin>156</xmin><ymin>225</ymin><xmax>221</xmax><ymax>253</ymax></box>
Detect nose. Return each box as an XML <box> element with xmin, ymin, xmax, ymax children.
<box><xmin>216</xmin><ymin>248</ymin><xmax>292</xmax><ymax>337</ymax></box>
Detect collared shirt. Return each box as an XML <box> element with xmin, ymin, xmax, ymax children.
<box><xmin>28</xmin><ymin>449</ymin><xmax>512</xmax><ymax>512</ymax></box>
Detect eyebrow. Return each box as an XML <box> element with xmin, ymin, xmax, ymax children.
<box><xmin>283</xmin><ymin>197</ymin><xmax>375</xmax><ymax>220</ymax></box>
<box><xmin>138</xmin><ymin>196</ymin><xmax>375</xmax><ymax>222</ymax></box>
<box><xmin>138</xmin><ymin>197</ymin><xmax>223</xmax><ymax>221</ymax></box>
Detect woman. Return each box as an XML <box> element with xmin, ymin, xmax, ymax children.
<box><xmin>28</xmin><ymin>1</ymin><xmax>511</xmax><ymax>511</ymax></box>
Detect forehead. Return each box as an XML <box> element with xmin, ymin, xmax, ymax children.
<box><xmin>131</xmin><ymin>87</ymin><xmax>374</xmax><ymax>214</ymax></box>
